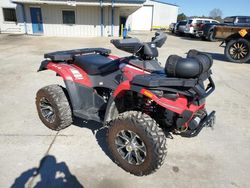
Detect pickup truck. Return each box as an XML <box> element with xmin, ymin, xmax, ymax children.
<box><xmin>199</xmin><ymin>16</ymin><xmax>250</xmax><ymax>41</ymax></box>
<box><xmin>214</xmin><ymin>25</ymin><xmax>250</xmax><ymax>63</ymax></box>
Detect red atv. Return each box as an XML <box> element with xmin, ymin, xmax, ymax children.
<box><xmin>36</xmin><ymin>32</ymin><xmax>215</xmax><ymax>176</ymax></box>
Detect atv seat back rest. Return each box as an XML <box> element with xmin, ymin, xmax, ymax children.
<box><xmin>111</xmin><ymin>38</ymin><xmax>143</xmax><ymax>54</ymax></box>
<box><xmin>111</xmin><ymin>32</ymin><xmax>167</xmax><ymax>60</ymax></box>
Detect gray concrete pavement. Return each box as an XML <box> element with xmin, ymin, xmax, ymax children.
<box><xmin>0</xmin><ymin>33</ymin><xmax>250</xmax><ymax>188</ymax></box>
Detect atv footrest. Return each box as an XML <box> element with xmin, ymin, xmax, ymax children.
<box><xmin>74</xmin><ymin>109</ymin><xmax>103</xmax><ymax>123</ymax></box>
<box><xmin>44</xmin><ymin>48</ymin><xmax>111</xmax><ymax>62</ymax></box>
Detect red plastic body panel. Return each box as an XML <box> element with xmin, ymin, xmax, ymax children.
<box><xmin>45</xmin><ymin>54</ymin><xmax>119</xmax><ymax>87</ymax></box>
<box><xmin>113</xmin><ymin>84</ymin><xmax>204</xmax><ymax>116</ymax></box>
<box><xmin>107</xmin><ymin>54</ymin><xmax>119</xmax><ymax>60</ymax></box>
<box><xmin>120</xmin><ymin>63</ymin><xmax>150</xmax><ymax>81</ymax></box>
<box><xmin>140</xmin><ymin>89</ymin><xmax>205</xmax><ymax>114</ymax></box>
<box><xmin>47</xmin><ymin>62</ymin><xmax>92</xmax><ymax>87</ymax></box>
<box><xmin>113</xmin><ymin>80</ymin><xmax>131</xmax><ymax>97</ymax></box>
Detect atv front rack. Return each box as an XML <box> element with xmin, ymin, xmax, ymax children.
<box><xmin>131</xmin><ymin>73</ymin><xmax>215</xmax><ymax>99</ymax></box>
<box><xmin>44</xmin><ymin>48</ymin><xmax>111</xmax><ymax>62</ymax></box>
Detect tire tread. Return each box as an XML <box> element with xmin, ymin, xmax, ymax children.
<box><xmin>107</xmin><ymin>111</ymin><xmax>167</xmax><ymax>176</ymax></box>
<box><xmin>36</xmin><ymin>85</ymin><xmax>72</xmax><ymax>131</ymax></box>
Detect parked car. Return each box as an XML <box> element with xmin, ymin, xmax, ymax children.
<box><xmin>174</xmin><ymin>20</ymin><xmax>187</xmax><ymax>35</ymax></box>
<box><xmin>169</xmin><ymin>23</ymin><xmax>176</xmax><ymax>33</ymax></box>
<box><xmin>184</xmin><ymin>18</ymin><xmax>219</xmax><ymax>37</ymax></box>
<box><xmin>199</xmin><ymin>16</ymin><xmax>250</xmax><ymax>41</ymax></box>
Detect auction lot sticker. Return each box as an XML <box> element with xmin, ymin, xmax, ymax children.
<box><xmin>239</xmin><ymin>29</ymin><xmax>248</xmax><ymax>37</ymax></box>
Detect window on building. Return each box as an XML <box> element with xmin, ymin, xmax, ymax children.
<box><xmin>62</xmin><ymin>10</ymin><xmax>75</xmax><ymax>24</ymax></box>
<box><xmin>2</xmin><ymin>8</ymin><xmax>17</xmax><ymax>22</ymax></box>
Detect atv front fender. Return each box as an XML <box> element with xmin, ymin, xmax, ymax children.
<box><xmin>109</xmin><ymin>81</ymin><xmax>206</xmax><ymax>129</ymax></box>
<box><xmin>112</xmin><ymin>81</ymin><xmax>205</xmax><ymax>115</ymax></box>
<box><xmin>38</xmin><ymin>61</ymin><xmax>102</xmax><ymax>118</ymax></box>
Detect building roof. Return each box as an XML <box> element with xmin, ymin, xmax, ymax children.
<box><xmin>149</xmin><ymin>0</ymin><xmax>179</xmax><ymax>7</ymax></box>
<box><xmin>115</xmin><ymin>0</ymin><xmax>145</xmax><ymax>3</ymax></box>
<box><xmin>12</xmin><ymin>0</ymin><xmax>146</xmax><ymax>6</ymax></box>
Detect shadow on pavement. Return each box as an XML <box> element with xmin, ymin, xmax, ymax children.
<box><xmin>206</xmin><ymin>52</ymin><xmax>250</xmax><ymax>64</ymax></box>
<box><xmin>72</xmin><ymin>117</ymin><xmax>174</xmax><ymax>156</ymax></box>
<box><xmin>205</xmin><ymin>52</ymin><xmax>229</xmax><ymax>62</ymax></box>
<box><xmin>11</xmin><ymin>155</ymin><xmax>83</xmax><ymax>188</ymax></box>
<box><xmin>180</xmin><ymin>36</ymin><xmax>201</xmax><ymax>41</ymax></box>
<box><xmin>72</xmin><ymin>117</ymin><xmax>114</xmax><ymax>162</ymax></box>
<box><xmin>184</xmin><ymin>50</ymin><xmax>235</xmax><ymax>63</ymax></box>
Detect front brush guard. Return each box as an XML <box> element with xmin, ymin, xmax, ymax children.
<box><xmin>180</xmin><ymin>111</ymin><xmax>216</xmax><ymax>137</ymax></box>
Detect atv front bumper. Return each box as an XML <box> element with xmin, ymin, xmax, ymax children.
<box><xmin>181</xmin><ymin>111</ymin><xmax>216</xmax><ymax>137</ymax></box>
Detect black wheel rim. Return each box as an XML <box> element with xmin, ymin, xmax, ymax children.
<box><xmin>115</xmin><ymin>130</ymin><xmax>147</xmax><ymax>165</ymax></box>
<box><xmin>229</xmin><ymin>41</ymin><xmax>249</xmax><ymax>60</ymax></box>
<box><xmin>39</xmin><ymin>97</ymin><xmax>56</xmax><ymax>123</ymax></box>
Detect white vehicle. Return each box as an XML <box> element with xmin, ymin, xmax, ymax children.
<box><xmin>185</xmin><ymin>18</ymin><xmax>220</xmax><ymax>37</ymax></box>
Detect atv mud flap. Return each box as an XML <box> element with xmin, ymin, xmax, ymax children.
<box><xmin>181</xmin><ymin>111</ymin><xmax>216</xmax><ymax>137</ymax></box>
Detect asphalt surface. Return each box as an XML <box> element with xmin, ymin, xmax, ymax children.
<box><xmin>0</xmin><ymin>32</ymin><xmax>250</xmax><ymax>188</ymax></box>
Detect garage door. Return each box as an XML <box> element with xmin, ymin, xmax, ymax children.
<box><xmin>131</xmin><ymin>6</ymin><xmax>153</xmax><ymax>31</ymax></box>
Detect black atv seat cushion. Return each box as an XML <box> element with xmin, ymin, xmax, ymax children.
<box><xmin>131</xmin><ymin>74</ymin><xmax>198</xmax><ymax>88</ymax></box>
<box><xmin>73</xmin><ymin>54</ymin><xmax>119</xmax><ymax>75</ymax></box>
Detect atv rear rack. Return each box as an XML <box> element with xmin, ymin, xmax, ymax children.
<box><xmin>44</xmin><ymin>48</ymin><xmax>111</xmax><ymax>62</ymax></box>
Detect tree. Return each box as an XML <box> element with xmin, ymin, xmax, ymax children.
<box><xmin>209</xmin><ymin>8</ymin><xmax>223</xmax><ymax>21</ymax></box>
<box><xmin>177</xmin><ymin>13</ymin><xmax>187</xmax><ymax>21</ymax></box>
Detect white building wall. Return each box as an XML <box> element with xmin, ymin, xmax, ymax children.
<box><xmin>127</xmin><ymin>0</ymin><xmax>178</xmax><ymax>31</ymax></box>
<box><xmin>23</xmin><ymin>4</ymin><xmax>120</xmax><ymax>37</ymax></box>
<box><xmin>103</xmin><ymin>6</ymin><xmax>120</xmax><ymax>37</ymax></box>
<box><xmin>145</xmin><ymin>0</ymin><xmax>178</xmax><ymax>27</ymax></box>
<box><xmin>129</xmin><ymin>5</ymin><xmax>153</xmax><ymax>31</ymax></box>
<box><xmin>0</xmin><ymin>0</ymin><xmax>25</xmax><ymax>33</ymax></box>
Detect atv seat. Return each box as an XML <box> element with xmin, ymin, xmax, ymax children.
<box><xmin>73</xmin><ymin>54</ymin><xmax>119</xmax><ymax>75</ymax></box>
